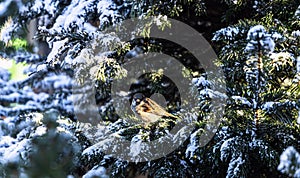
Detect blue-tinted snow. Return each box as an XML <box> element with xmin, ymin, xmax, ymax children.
<box><xmin>46</xmin><ymin>39</ymin><xmax>68</xmax><ymax>62</ymax></box>
<box><xmin>0</xmin><ymin>136</ymin><xmax>30</xmax><ymax>164</ymax></box>
<box><xmin>199</xmin><ymin>88</ymin><xmax>227</xmax><ymax>99</ymax></box>
<box><xmin>262</xmin><ymin>102</ymin><xmax>276</xmax><ymax>111</ymax></box>
<box><xmin>192</xmin><ymin>76</ymin><xmax>211</xmax><ymax>87</ymax></box>
<box><xmin>0</xmin><ymin>0</ymin><xmax>13</xmax><ymax>16</ymax></box>
<box><xmin>247</xmin><ymin>25</ymin><xmax>266</xmax><ymax>40</ymax></box>
<box><xmin>30</xmin><ymin>126</ymin><xmax>47</xmax><ymax>138</ymax></box>
<box><xmin>292</xmin><ymin>30</ymin><xmax>300</xmax><ymax>37</ymax></box>
<box><xmin>231</xmin><ymin>96</ymin><xmax>251</xmax><ymax>106</ymax></box>
<box><xmin>297</xmin><ymin>57</ymin><xmax>300</xmax><ymax>73</ymax></box>
<box><xmin>129</xmin><ymin>135</ymin><xmax>143</xmax><ymax>157</ymax></box>
<box><xmin>83</xmin><ymin>166</ymin><xmax>108</xmax><ymax>178</ymax></box>
<box><xmin>0</xmin><ymin>67</ymin><xmax>10</xmax><ymax>82</ymax></box>
<box><xmin>271</xmin><ymin>32</ymin><xmax>283</xmax><ymax>40</ymax></box>
<box><xmin>125</xmin><ymin>47</ymin><xmax>143</xmax><ymax>59</ymax></box>
<box><xmin>278</xmin><ymin>146</ymin><xmax>300</xmax><ymax>177</ymax></box>
<box><xmin>245</xmin><ymin>25</ymin><xmax>275</xmax><ymax>53</ymax></box>
<box><xmin>220</xmin><ymin>137</ymin><xmax>234</xmax><ymax>161</ymax></box>
<box><xmin>212</xmin><ymin>26</ymin><xmax>240</xmax><ymax>41</ymax></box>
<box><xmin>227</xmin><ymin>156</ymin><xmax>245</xmax><ymax>177</ymax></box>
<box><xmin>185</xmin><ymin>130</ymin><xmax>199</xmax><ymax>160</ymax></box>
<box><xmin>297</xmin><ymin>110</ymin><xmax>300</xmax><ymax>125</ymax></box>
<box><xmin>295</xmin><ymin>5</ymin><xmax>300</xmax><ymax>18</ymax></box>
<box><xmin>295</xmin><ymin>169</ymin><xmax>300</xmax><ymax>178</ymax></box>
<box><xmin>50</xmin><ymin>0</ymin><xmax>114</xmax><ymax>32</ymax></box>
<box><xmin>36</xmin><ymin>64</ymin><xmax>47</xmax><ymax>72</ymax></box>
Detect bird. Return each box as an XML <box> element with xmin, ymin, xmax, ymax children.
<box><xmin>131</xmin><ymin>93</ymin><xmax>178</xmax><ymax>123</ymax></box>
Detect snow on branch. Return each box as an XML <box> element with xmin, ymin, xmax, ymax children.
<box><xmin>278</xmin><ymin>146</ymin><xmax>300</xmax><ymax>177</ymax></box>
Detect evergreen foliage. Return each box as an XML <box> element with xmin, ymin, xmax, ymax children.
<box><xmin>0</xmin><ymin>0</ymin><xmax>299</xmax><ymax>177</ymax></box>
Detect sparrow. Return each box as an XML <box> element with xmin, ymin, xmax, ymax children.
<box><xmin>131</xmin><ymin>93</ymin><xmax>178</xmax><ymax>123</ymax></box>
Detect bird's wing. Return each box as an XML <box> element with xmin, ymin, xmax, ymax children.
<box><xmin>137</xmin><ymin>111</ymin><xmax>161</xmax><ymax>122</ymax></box>
<box><xmin>144</xmin><ymin>98</ymin><xmax>177</xmax><ymax>118</ymax></box>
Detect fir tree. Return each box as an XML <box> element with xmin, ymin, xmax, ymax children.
<box><xmin>0</xmin><ymin>0</ymin><xmax>299</xmax><ymax>177</ymax></box>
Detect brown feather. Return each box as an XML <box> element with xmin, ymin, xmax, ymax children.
<box><xmin>134</xmin><ymin>97</ymin><xmax>177</xmax><ymax>122</ymax></box>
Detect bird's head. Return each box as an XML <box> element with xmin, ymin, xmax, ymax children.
<box><xmin>132</xmin><ymin>93</ymin><xmax>145</xmax><ymax>106</ymax></box>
